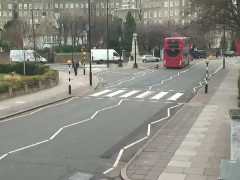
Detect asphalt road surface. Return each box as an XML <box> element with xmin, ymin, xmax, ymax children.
<box><xmin>0</xmin><ymin>58</ymin><xmax>238</xmax><ymax>180</ymax></box>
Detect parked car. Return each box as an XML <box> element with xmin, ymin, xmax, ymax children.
<box><xmin>190</xmin><ymin>50</ymin><xmax>207</xmax><ymax>59</ymax></box>
<box><xmin>225</xmin><ymin>51</ymin><xmax>237</xmax><ymax>57</ymax></box>
<box><xmin>141</xmin><ymin>55</ymin><xmax>160</xmax><ymax>62</ymax></box>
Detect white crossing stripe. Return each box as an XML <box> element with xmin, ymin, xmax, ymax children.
<box><xmin>105</xmin><ymin>90</ymin><xmax>126</xmax><ymax>97</ymax></box>
<box><xmin>120</xmin><ymin>90</ymin><xmax>139</xmax><ymax>98</ymax></box>
<box><xmin>0</xmin><ymin>106</ymin><xmax>9</xmax><ymax>110</ymax></box>
<box><xmin>135</xmin><ymin>91</ymin><xmax>153</xmax><ymax>98</ymax></box>
<box><xmin>90</xmin><ymin>89</ymin><xmax>112</xmax><ymax>97</ymax></box>
<box><xmin>150</xmin><ymin>92</ymin><xmax>168</xmax><ymax>100</ymax></box>
<box><xmin>167</xmin><ymin>93</ymin><xmax>184</xmax><ymax>101</ymax></box>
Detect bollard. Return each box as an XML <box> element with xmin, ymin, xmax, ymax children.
<box><xmin>155</xmin><ymin>63</ymin><xmax>159</xmax><ymax>69</ymax></box>
<box><xmin>67</xmin><ymin>60</ymin><xmax>71</xmax><ymax>94</ymax></box>
<box><xmin>83</xmin><ymin>52</ymin><xmax>86</xmax><ymax>75</ymax></box>
<box><xmin>205</xmin><ymin>59</ymin><xmax>210</xmax><ymax>94</ymax></box>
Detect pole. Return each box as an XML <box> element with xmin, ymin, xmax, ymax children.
<box><xmin>88</xmin><ymin>0</ymin><xmax>92</xmax><ymax>86</ymax></box>
<box><xmin>68</xmin><ymin>64</ymin><xmax>71</xmax><ymax>94</ymax></box>
<box><xmin>107</xmin><ymin>0</ymin><xmax>109</xmax><ymax>68</ymax></box>
<box><xmin>32</xmin><ymin>9</ymin><xmax>37</xmax><ymax>75</ymax></box>
<box><xmin>24</xmin><ymin>51</ymin><xmax>26</xmax><ymax>75</ymax></box>
<box><xmin>133</xmin><ymin>40</ymin><xmax>138</xmax><ymax>68</ymax></box>
<box><xmin>83</xmin><ymin>54</ymin><xmax>86</xmax><ymax>75</ymax></box>
<box><xmin>72</xmin><ymin>35</ymin><xmax>74</xmax><ymax>62</ymax></box>
<box><xmin>205</xmin><ymin>63</ymin><xmax>208</xmax><ymax>94</ymax></box>
<box><xmin>223</xmin><ymin>17</ymin><xmax>226</xmax><ymax>69</ymax></box>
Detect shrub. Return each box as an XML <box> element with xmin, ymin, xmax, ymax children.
<box><xmin>0</xmin><ymin>69</ymin><xmax>57</xmax><ymax>93</ymax></box>
<box><xmin>4</xmin><ymin>72</ymin><xmax>21</xmax><ymax>82</ymax></box>
<box><xmin>0</xmin><ymin>62</ymin><xmax>50</xmax><ymax>76</ymax></box>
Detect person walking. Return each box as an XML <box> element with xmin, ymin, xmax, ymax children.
<box><xmin>72</xmin><ymin>60</ymin><xmax>79</xmax><ymax>76</ymax></box>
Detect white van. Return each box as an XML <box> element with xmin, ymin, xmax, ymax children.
<box><xmin>10</xmin><ymin>50</ymin><xmax>47</xmax><ymax>63</ymax></box>
<box><xmin>91</xmin><ymin>49</ymin><xmax>121</xmax><ymax>64</ymax></box>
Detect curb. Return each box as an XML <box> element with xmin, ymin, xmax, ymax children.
<box><xmin>120</xmin><ymin>67</ymin><xmax>224</xmax><ymax>180</ymax></box>
<box><xmin>0</xmin><ymin>76</ymin><xmax>100</xmax><ymax>122</ymax></box>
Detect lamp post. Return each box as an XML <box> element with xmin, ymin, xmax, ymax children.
<box><xmin>133</xmin><ymin>33</ymin><xmax>138</xmax><ymax>68</ymax></box>
<box><xmin>223</xmin><ymin>16</ymin><xmax>226</xmax><ymax>69</ymax></box>
<box><xmin>88</xmin><ymin>0</ymin><xmax>92</xmax><ymax>86</ymax></box>
<box><xmin>107</xmin><ymin>0</ymin><xmax>109</xmax><ymax>68</ymax></box>
<box><xmin>31</xmin><ymin>9</ymin><xmax>38</xmax><ymax>75</ymax></box>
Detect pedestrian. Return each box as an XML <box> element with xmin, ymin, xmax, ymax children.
<box><xmin>72</xmin><ymin>60</ymin><xmax>79</xmax><ymax>76</ymax></box>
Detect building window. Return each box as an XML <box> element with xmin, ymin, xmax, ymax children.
<box><xmin>65</xmin><ymin>3</ymin><xmax>69</xmax><ymax>8</ymax></box>
<box><xmin>111</xmin><ymin>3</ymin><xmax>114</xmax><ymax>8</ymax></box>
<box><xmin>29</xmin><ymin>4</ymin><xmax>32</xmax><ymax>9</ymax></box>
<box><xmin>86</xmin><ymin>3</ymin><xmax>88</xmax><ymax>8</ymax></box>
<box><xmin>75</xmin><ymin>4</ymin><xmax>79</xmax><ymax>8</ymax></box>
<box><xmin>116</xmin><ymin>3</ymin><xmax>119</xmax><ymax>8</ymax></box>
<box><xmin>175</xmin><ymin>0</ymin><xmax>179</xmax><ymax>6</ymax></box>
<box><xmin>50</xmin><ymin>3</ymin><xmax>53</xmax><ymax>9</ymax></box>
<box><xmin>19</xmin><ymin>11</ymin><xmax>22</xmax><ymax>16</ymax></box>
<box><xmin>145</xmin><ymin>3</ymin><xmax>149</xmax><ymax>8</ymax></box>
<box><xmin>170</xmin><ymin>0</ymin><xmax>173</xmax><ymax>7</ymax></box>
<box><xmin>55</xmin><ymin>3</ymin><xmax>58</xmax><ymax>8</ymax></box>
<box><xmin>23</xmin><ymin>11</ymin><xmax>27</xmax><ymax>16</ymax></box>
<box><xmin>3</xmin><ymin>11</ymin><xmax>7</xmax><ymax>17</ymax></box>
<box><xmin>132</xmin><ymin>5</ymin><xmax>135</xmax><ymax>8</ymax></box>
<box><xmin>154</xmin><ymin>20</ymin><xmax>157</xmax><ymax>24</ymax></box>
<box><xmin>34</xmin><ymin>11</ymin><xmax>38</xmax><ymax>16</ymax></box>
<box><xmin>44</xmin><ymin>3</ymin><xmax>48</xmax><ymax>9</ymax></box>
<box><xmin>8</xmin><ymin>4</ymin><xmax>12</xmax><ymax>9</ymax></box>
<box><xmin>60</xmin><ymin>4</ymin><xmax>63</xmax><ymax>8</ymax></box>
<box><xmin>101</xmin><ymin>3</ymin><xmax>104</xmax><ymax>8</ymax></box>
<box><xmin>164</xmin><ymin>1</ymin><xmax>168</xmax><ymax>7</ymax></box>
<box><xmin>70</xmin><ymin>3</ymin><xmax>74</xmax><ymax>8</ymax></box>
<box><xmin>170</xmin><ymin>10</ymin><xmax>173</xmax><ymax>16</ymax></box>
<box><xmin>149</xmin><ymin>12</ymin><xmax>152</xmax><ymax>18</ymax></box>
<box><xmin>175</xmin><ymin>9</ymin><xmax>179</xmax><ymax>16</ymax></box>
<box><xmin>96</xmin><ymin>11</ymin><xmax>100</xmax><ymax>16</ymax></box>
<box><xmin>96</xmin><ymin>3</ymin><xmax>99</xmax><ymax>8</ymax></box>
<box><xmin>159</xmin><ymin>19</ymin><xmax>163</xmax><ymax>23</ymax></box>
<box><xmin>159</xmin><ymin>11</ymin><xmax>163</xmax><ymax>17</ymax></box>
<box><xmin>35</xmin><ymin>4</ymin><xmax>39</xmax><ymax>9</ymax></box>
<box><xmin>154</xmin><ymin>11</ymin><xmax>157</xmax><ymax>18</ymax></box>
<box><xmin>151</xmin><ymin>3</ymin><xmax>154</xmax><ymax>8</ymax></box>
<box><xmin>182</xmin><ymin>0</ymin><xmax>185</xmax><ymax>6</ymax></box>
<box><xmin>9</xmin><ymin>11</ymin><xmax>12</xmax><ymax>17</ymax></box>
<box><xmin>24</xmin><ymin>4</ymin><xmax>27</xmax><ymax>9</ymax></box>
<box><xmin>164</xmin><ymin>10</ymin><xmax>168</xmax><ymax>17</ymax></box>
<box><xmin>160</xmin><ymin>2</ymin><xmax>163</xmax><ymax>7</ymax></box>
<box><xmin>155</xmin><ymin>2</ymin><xmax>159</xmax><ymax>7</ymax></box>
<box><xmin>81</xmin><ymin>3</ymin><xmax>84</xmax><ymax>8</ymax></box>
<box><xmin>132</xmin><ymin>0</ymin><xmax>135</xmax><ymax>2</ymax></box>
<box><xmin>19</xmin><ymin>4</ymin><xmax>22</xmax><ymax>9</ymax></box>
<box><xmin>0</xmin><ymin>4</ymin><xmax>1</xmax><ymax>9</ymax></box>
<box><xmin>144</xmin><ymin>12</ymin><xmax>147</xmax><ymax>18</ymax></box>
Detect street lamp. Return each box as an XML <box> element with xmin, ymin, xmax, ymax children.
<box><xmin>31</xmin><ymin>9</ymin><xmax>38</xmax><ymax>75</ymax></box>
<box><xmin>107</xmin><ymin>0</ymin><xmax>109</xmax><ymax>68</ymax></box>
<box><xmin>133</xmin><ymin>33</ymin><xmax>138</xmax><ymax>68</ymax></box>
<box><xmin>88</xmin><ymin>0</ymin><xmax>92</xmax><ymax>86</ymax></box>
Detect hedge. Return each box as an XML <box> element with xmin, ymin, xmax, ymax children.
<box><xmin>0</xmin><ymin>62</ymin><xmax>50</xmax><ymax>76</ymax></box>
<box><xmin>0</xmin><ymin>69</ymin><xmax>57</xmax><ymax>93</ymax></box>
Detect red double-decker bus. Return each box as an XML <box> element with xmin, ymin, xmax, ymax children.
<box><xmin>236</xmin><ymin>41</ymin><xmax>240</xmax><ymax>55</ymax></box>
<box><xmin>164</xmin><ymin>37</ymin><xmax>192</xmax><ymax>68</ymax></box>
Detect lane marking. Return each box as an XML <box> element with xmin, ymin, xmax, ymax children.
<box><xmin>103</xmin><ymin>103</ymin><xmax>184</xmax><ymax>175</ymax></box>
<box><xmin>135</xmin><ymin>91</ymin><xmax>153</xmax><ymax>99</ymax></box>
<box><xmin>150</xmin><ymin>92</ymin><xmax>168</xmax><ymax>100</ymax></box>
<box><xmin>167</xmin><ymin>93</ymin><xmax>184</xmax><ymax>101</ymax></box>
<box><xmin>120</xmin><ymin>90</ymin><xmax>139</xmax><ymax>98</ymax></box>
<box><xmin>0</xmin><ymin>106</ymin><xmax>9</xmax><ymax>110</ymax></box>
<box><xmin>105</xmin><ymin>90</ymin><xmax>126</xmax><ymax>97</ymax></box>
<box><xmin>90</xmin><ymin>89</ymin><xmax>112</xmax><ymax>97</ymax></box>
<box><xmin>16</xmin><ymin>101</ymin><xmax>26</xmax><ymax>104</ymax></box>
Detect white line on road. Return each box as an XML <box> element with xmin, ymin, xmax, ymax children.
<box><xmin>123</xmin><ymin>137</ymin><xmax>148</xmax><ymax>150</ymax></box>
<box><xmin>0</xmin><ymin>154</ymin><xmax>8</xmax><ymax>160</ymax></box>
<box><xmin>105</xmin><ymin>90</ymin><xmax>126</xmax><ymax>97</ymax></box>
<box><xmin>150</xmin><ymin>92</ymin><xmax>168</xmax><ymax>100</ymax></box>
<box><xmin>90</xmin><ymin>89</ymin><xmax>112</xmax><ymax>97</ymax></box>
<box><xmin>0</xmin><ymin>106</ymin><xmax>9</xmax><ymax>110</ymax></box>
<box><xmin>120</xmin><ymin>90</ymin><xmax>139</xmax><ymax>98</ymax></box>
<box><xmin>167</xmin><ymin>93</ymin><xmax>184</xmax><ymax>101</ymax></box>
<box><xmin>113</xmin><ymin>149</ymin><xmax>124</xmax><ymax>167</ymax></box>
<box><xmin>135</xmin><ymin>91</ymin><xmax>153</xmax><ymax>99</ymax></box>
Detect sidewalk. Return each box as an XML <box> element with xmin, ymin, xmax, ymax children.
<box><xmin>122</xmin><ymin>64</ymin><xmax>239</xmax><ymax>180</ymax></box>
<box><xmin>0</xmin><ymin>71</ymin><xmax>99</xmax><ymax>118</ymax></box>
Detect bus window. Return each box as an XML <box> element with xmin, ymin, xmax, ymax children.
<box><xmin>166</xmin><ymin>49</ymin><xmax>180</xmax><ymax>57</ymax></box>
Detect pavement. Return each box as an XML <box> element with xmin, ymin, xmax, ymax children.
<box><xmin>0</xmin><ymin>71</ymin><xmax>99</xmax><ymax>118</ymax></box>
<box><xmin>0</xmin><ymin>57</ymin><xmax>239</xmax><ymax>180</ymax></box>
<box><xmin>121</xmin><ymin>61</ymin><xmax>239</xmax><ymax>180</ymax></box>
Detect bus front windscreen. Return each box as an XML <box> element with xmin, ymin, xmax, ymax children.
<box><xmin>166</xmin><ymin>49</ymin><xmax>180</xmax><ymax>58</ymax></box>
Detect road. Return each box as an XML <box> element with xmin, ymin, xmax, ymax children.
<box><xmin>0</xmin><ymin>58</ymin><xmax>237</xmax><ymax>180</ymax></box>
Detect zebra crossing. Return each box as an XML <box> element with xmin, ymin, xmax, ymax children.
<box><xmin>85</xmin><ymin>89</ymin><xmax>185</xmax><ymax>102</ymax></box>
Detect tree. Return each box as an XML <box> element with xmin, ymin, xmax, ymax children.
<box><xmin>122</xmin><ymin>12</ymin><xmax>136</xmax><ymax>52</ymax></box>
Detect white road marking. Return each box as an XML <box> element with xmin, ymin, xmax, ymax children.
<box><xmin>123</xmin><ymin>137</ymin><xmax>148</xmax><ymax>150</ymax></box>
<box><xmin>90</xmin><ymin>89</ymin><xmax>112</xmax><ymax>97</ymax></box>
<box><xmin>103</xmin><ymin>168</ymin><xmax>115</xmax><ymax>175</ymax></box>
<box><xmin>120</xmin><ymin>90</ymin><xmax>139</xmax><ymax>98</ymax></box>
<box><xmin>16</xmin><ymin>101</ymin><xmax>26</xmax><ymax>104</ymax></box>
<box><xmin>0</xmin><ymin>154</ymin><xmax>8</xmax><ymax>160</ymax></box>
<box><xmin>167</xmin><ymin>93</ymin><xmax>183</xmax><ymax>101</ymax></box>
<box><xmin>135</xmin><ymin>91</ymin><xmax>153</xmax><ymax>99</ymax></box>
<box><xmin>8</xmin><ymin>140</ymin><xmax>49</xmax><ymax>154</ymax></box>
<box><xmin>83</xmin><ymin>97</ymin><xmax>91</xmax><ymax>99</ymax></box>
<box><xmin>113</xmin><ymin>149</ymin><xmax>124</xmax><ymax>167</ymax></box>
<box><xmin>0</xmin><ymin>106</ymin><xmax>9</xmax><ymax>110</ymax></box>
<box><xmin>150</xmin><ymin>92</ymin><xmax>168</xmax><ymax>100</ymax></box>
<box><xmin>165</xmin><ymin>102</ymin><xmax>174</xmax><ymax>103</ymax></box>
<box><xmin>105</xmin><ymin>90</ymin><xmax>126</xmax><ymax>97</ymax></box>
<box><xmin>147</xmin><ymin>124</ymin><xmax>151</xmax><ymax>136</ymax></box>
